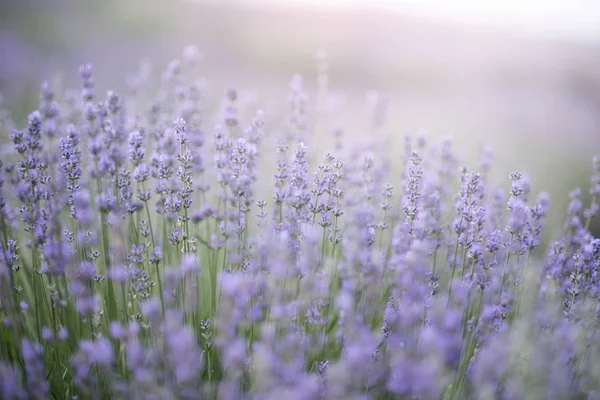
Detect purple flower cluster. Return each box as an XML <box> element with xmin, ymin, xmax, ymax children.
<box><xmin>0</xmin><ymin>47</ymin><xmax>599</xmax><ymax>400</ymax></box>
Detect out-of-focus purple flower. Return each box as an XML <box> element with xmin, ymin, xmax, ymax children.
<box><xmin>0</xmin><ymin>362</ymin><xmax>25</xmax><ymax>399</ymax></box>
<box><xmin>21</xmin><ymin>339</ymin><xmax>48</xmax><ymax>400</ymax></box>
<box><xmin>72</xmin><ymin>337</ymin><xmax>114</xmax><ymax>391</ymax></box>
<box><xmin>79</xmin><ymin>63</ymin><xmax>94</xmax><ymax>103</ymax></box>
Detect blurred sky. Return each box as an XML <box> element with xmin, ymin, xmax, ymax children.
<box><xmin>236</xmin><ymin>0</ymin><xmax>600</xmax><ymax>44</ymax></box>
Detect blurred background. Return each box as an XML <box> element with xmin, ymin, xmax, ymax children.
<box><xmin>1</xmin><ymin>0</ymin><xmax>599</xmax><ymax>235</ymax></box>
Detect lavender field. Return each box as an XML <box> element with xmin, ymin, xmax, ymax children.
<box><xmin>1</xmin><ymin>2</ymin><xmax>600</xmax><ymax>400</ymax></box>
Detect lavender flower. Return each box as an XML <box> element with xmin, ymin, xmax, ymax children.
<box><xmin>0</xmin><ymin>48</ymin><xmax>598</xmax><ymax>400</ymax></box>
<box><xmin>21</xmin><ymin>339</ymin><xmax>48</xmax><ymax>400</ymax></box>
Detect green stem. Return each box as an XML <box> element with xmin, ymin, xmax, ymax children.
<box><xmin>144</xmin><ymin>200</ymin><xmax>164</xmax><ymax>315</ymax></box>
<box><xmin>584</xmin><ymin>194</ymin><xmax>597</xmax><ymax>231</ymax></box>
<box><xmin>100</xmin><ymin>211</ymin><xmax>118</xmax><ymax>323</ymax></box>
<box><xmin>513</xmin><ymin>251</ymin><xmax>531</xmax><ymax>324</ymax></box>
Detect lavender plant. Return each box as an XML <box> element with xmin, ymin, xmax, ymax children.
<box><xmin>0</xmin><ymin>47</ymin><xmax>599</xmax><ymax>400</ymax></box>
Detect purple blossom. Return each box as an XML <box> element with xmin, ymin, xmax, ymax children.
<box><xmin>21</xmin><ymin>339</ymin><xmax>48</xmax><ymax>400</ymax></box>
<box><xmin>0</xmin><ymin>49</ymin><xmax>598</xmax><ymax>400</ymax></box>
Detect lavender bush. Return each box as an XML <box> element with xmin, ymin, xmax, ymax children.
<box><xmin>0</xmin><ymin>47</ymin><xmax>599</xmax><ymax>400</ymax></box>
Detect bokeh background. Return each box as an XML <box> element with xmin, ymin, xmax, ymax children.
<box><xmin>1</xmin><ymin>0</ymin><xmax>599</xmax><ymax>236</ymax></box>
